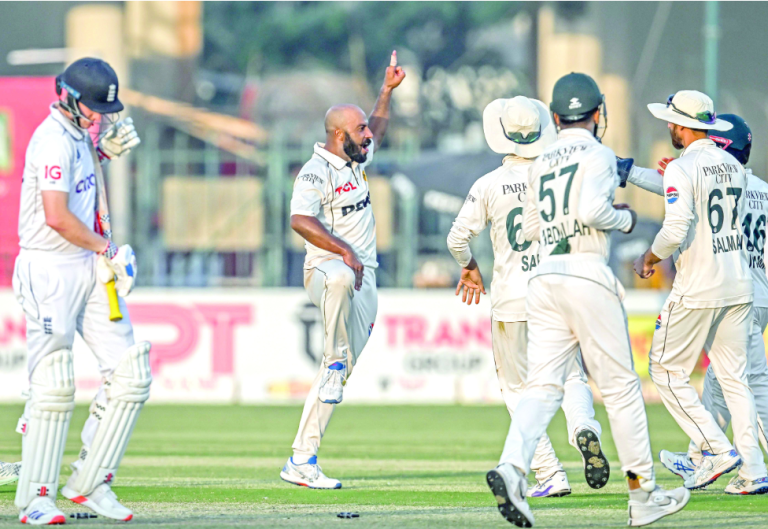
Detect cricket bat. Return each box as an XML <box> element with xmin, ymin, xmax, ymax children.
<box><xmin>89</xmin><ymin>139</ymin><xmax>123</xmax><ymax>322</ymax></box>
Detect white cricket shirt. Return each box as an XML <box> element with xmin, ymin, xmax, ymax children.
<box><xmin>651</xmin><ymin>138</ymin><xmax>752</xmax><ymax>308</ymax></box>
<box><xmin>290</xmin><ymin>142</ymin><xmax>377</xmax><ymax>269</ymax></box>
<box><xmin>18</xmin><ymin>105</ymin><xmax>97</xmax><ymax>255</ymax></box>
<box><xmin>447</xmin><ymin>155</ymin><xmax>538</xmax><ymax>322</ymax></box>
<box><xmin>744</xmin><ymin>170</ymin><xmax>768</xmax><ymax>308</ymax></box>
<box><xmin>524</xmin><ymin>128</ymin><xmax>633</xmax><ymax>293</ymax></box>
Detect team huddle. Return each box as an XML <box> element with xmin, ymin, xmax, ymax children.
<box><xmin>2</xmin><ymin>51</ymin><xmax>767</xmax><ymax>527</ymax></box>
<box><xmin>285</xmin><ymin>59</ymin><xmax>768</xmax><ymax>528</ymax></box>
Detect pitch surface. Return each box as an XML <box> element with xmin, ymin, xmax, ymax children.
<box><xmin>0</xmin><ymin>404</ymin><xmax>766</xmax><ymax>527</ymax></box>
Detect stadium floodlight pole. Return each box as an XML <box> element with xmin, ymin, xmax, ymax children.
<box><xmin>704</xmin><ymin>1</ymin><xmax>719</xmax><ymax>106</ymax></box>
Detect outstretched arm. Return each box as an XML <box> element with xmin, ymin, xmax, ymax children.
<box><xmin>368</xmin><ymin>51</ymin><xmax>406</xmax><ymax>146</ymax></box>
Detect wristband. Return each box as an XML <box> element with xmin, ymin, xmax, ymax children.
<box><xmin>100</xmin><ymin>240</ymin><xmax>118</xmax><ymax>259</ymax></box>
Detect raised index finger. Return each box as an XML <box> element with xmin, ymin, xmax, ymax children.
<box><xmin>390</xmin><ymin>50</ymin><xmax>397</xmax><ymax>67</ymax></box>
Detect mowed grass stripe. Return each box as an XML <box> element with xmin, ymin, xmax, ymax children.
<box><xmin>0</xmin><ymin>404</ymin><xmax>767</xmax><ymax>527</ymax></box>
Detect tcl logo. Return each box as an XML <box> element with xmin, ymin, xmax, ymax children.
<box><xmin>45</xmin><ymin>165</ymin><xmax>61</xmax><ymax>180</ymax></box>
<box><xmin>335</xmin><ymin>181</ymin><xmax>358</xmax><ymax>195</ymax></box>
<box><xmin>341</xmin><ymin>193</ymin><xmax>371</xmax><ymax>216</ymax></box>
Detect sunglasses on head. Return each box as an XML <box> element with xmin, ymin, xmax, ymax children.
<box><xmin>500</xmin><ymin>118</ymin><xmax>541</xmax><ymax>144</ymax></box>
<box><xmin>666</xmin><ymin>94</ymin><xmax>717</xmax><ymax>125</ymax></box>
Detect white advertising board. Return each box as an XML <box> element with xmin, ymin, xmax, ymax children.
<box><xmin>0</xmin><ymin>288</ymin><xmax>670</xmax><ymax>404</ymax></box>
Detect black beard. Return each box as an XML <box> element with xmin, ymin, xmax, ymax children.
<box><xmin>670</xmin><ymin>129</ymin><xmax>684</xmax><ymax>150</ymax></box>
<box><xmin>343</xmin><ymin>132</ymin><xmax>370</xmax><ymax>164</ymax></box>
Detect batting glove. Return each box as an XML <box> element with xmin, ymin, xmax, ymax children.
<box><xmin>98</xmin><ymin>118</ymin><xmax>141</xmax><ymax>162</ymax></box>
<box><xmin>97</xmin><ymin>244</ymin><xmax>138</xmax><ymax>297</ymax></box>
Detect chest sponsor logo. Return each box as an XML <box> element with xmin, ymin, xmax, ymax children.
<box><xmin>666</xmin><ymin>186</ymin><xmax>678</xmax><ymax>204</ymax></box>
<box><xmin>76</xmin><ymin>174</ymin><xmax>96</xmax><ymax>193</ymax></box>
<box><xmin>341</xmin><ymin>192</ymin><xmax>371</xmax><ymax>217</ymax></box>
<box><xmin>335</xmin><ymin>181</ymin><xmax>358</xmax><ymax>195</ymax></box>
<box><xmin>44</xmin><ymin>165</ymin><xmax>61</xmax><ymax>180</ymax></box>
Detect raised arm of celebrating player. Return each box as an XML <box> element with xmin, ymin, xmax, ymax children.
<box><xmin>368</xmin><ymin>51</ymin><xmax>406</xmax><ymax>146</ymax></box>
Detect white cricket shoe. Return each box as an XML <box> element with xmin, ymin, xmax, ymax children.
<box><xmin>0</xmin><ymin>461</ymin><xmax>21</xmax><ymax>486</ymax></box>
<box><xmin>527</xmin><ymin>471</ymin><xmax>571</xmax><ymax>498</ymax></box>
<box><xmin>61</xmin><ymin>479</ymin><xmax>133</xmax><ymax>521</ymax></box>
<box><xmin>683</xmin><ymin>449</ymin><xmax>741</xmax><ymax>490</ymax></box>
<box><xmin>19</xmin><ymin>497</ymin><xmax>66</xmax><ymax>525</ymax></box>
<box><xmin>318</xmin><ymin>362</ymin><xmax>346</xmax><ymax>404</ymax></box>
<box><xmin>724</xmin><ymin>475</ymin><xmax>768</xmax><ymax>495</ymax></box>
<box><xmin>575</xmin><ymin>427</ymin><xmax>610</xmax><ymax>489</ymax></box>
<box><xmin>628</xmin><ymin>486</ymin><xmax>690</xmax><ymax>527</ymax></box>
<box><xmin>486</xmin><ymin>463</ymin><xmax>534</xmax><ymax>527</ymax></box>
<box><xmin>658</xmin><ymin>450</ymin><xmax>696</xmax><ymax>480</ymax></box>
<box><xmin>280</xmin><ymin>456</ymin><xmax>341</xmax><ymax>489</ymax></box>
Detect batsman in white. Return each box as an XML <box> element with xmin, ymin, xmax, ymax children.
<box><xmin>280</xmin><ymin>52</ymin><xmax>405</xmax><ymax>489</ymax></box>
<box><xmin>13</xmin><ymin>58</ymin><xmax>150</xmax><ymax>525</ymax></box>
<box><xmin>485</xmin><ymin>73</ymin><xmax>689</xmax><ymax>528</ymax></box>
<box><xmin>447</xmin><ymin>96</ymin><xmax>607</xmax><ymax>498</ymax></box>
<box><xmin>633</xmin><ymin>92</ymin><xmax>768</xmax><ymax>495</ymax></box>
<box><xmin>625</xmin><ymin>112</ymin><xmax>768</xmax><ymax>495</ymax></box>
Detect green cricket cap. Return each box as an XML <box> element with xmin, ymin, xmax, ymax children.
<box><xmin>550</xmin><ymin>72</ymin><xmax>602</xmax><ymax>121</ymax></box>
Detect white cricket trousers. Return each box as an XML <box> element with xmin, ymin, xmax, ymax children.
<box><xmin>13</xmin><ymin>249</ymin><xmax>135</xmax><ymax>448</ymax></box>
<box><xmin>292</xmin><ymin>258</ymin><xmax>378</xmax><ymax>462</ymax></box>
<box><xmin>687</xmin><ymin>306</ymin><xmax>768</xmax><ymax>462</ymax></box>
<box><xmin>501</xmin><ymin>274</ymin><xmax>654</xmax><ymax>481</ymax></box>
<box><xmin>650</xmin><ymin>300</ymin><xmax>766</xmax><ymax>480</ymax></box>
<box><xmin>492</xmin><ymin>320</ymin><xmax>601</xmax><ymax>481</ymax></box>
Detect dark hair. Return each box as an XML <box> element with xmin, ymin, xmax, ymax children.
<box><xmin>556</xmin><ymin>107</ymin><xmax>598</xmax><ymax>128</ymax></box>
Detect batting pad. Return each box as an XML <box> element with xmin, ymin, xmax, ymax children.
<box><xmin>15</xmin><ymin>349</ymin><xmax>76</xmax><ymax>509</ymax></box>
<box><xmin>73</xmin><ymin>341</ymin><xmax>152</xmax><ymax>496</ymax></box>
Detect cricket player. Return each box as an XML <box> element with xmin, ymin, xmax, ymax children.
<box><xmin>633</xmin><ymin>114</ymin><xmax>768</xmax><ymax>495</ymax></box>
<box><xmin>13</xmin><ymin>58</ymin><xmax>149</xmax><ymax>524</ymax></box>
<box><xmin>0</xmin><ymin>461</ymin><xmax>21</xmax><ymax>486</ymax></box>
<box><xmin>486</xmin><ymin>73</ymin><xmax>689</xmax><ymax>528</ymax></box>
<box><xmin>634</xmin><ymin>92</ymin><xmax>768</xmax><ymax>494</ymax></box>
<box><xmin>447</xmin><ymin>96</ymin><xmax>607</xmax><ymax>498</ymax></box>
<box><xmin>280</xmin><ymin>52</ymin><xmax>405</xmax><ymax>489</ymax></box>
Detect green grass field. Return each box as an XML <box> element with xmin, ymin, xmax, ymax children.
<box><xmin>0</xmin><ymin>404</ymin><xmax>766</xmax><ymax>527</ymax></box>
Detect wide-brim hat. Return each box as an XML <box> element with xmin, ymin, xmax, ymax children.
<box><xmin>483</xmin><ymin>96</ymin><xmax>557</xmax><ymax>158</ymax></box>
<box><xmin>648</xmin><ymin>90</ymin><xmax>732</xmax><ymax>131</ymax></box>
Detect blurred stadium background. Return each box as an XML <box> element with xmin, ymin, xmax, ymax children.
<box><xmin>0</xmin><ymin>1</ymin><xmax>765</xmax><ymax>406</ymax></box>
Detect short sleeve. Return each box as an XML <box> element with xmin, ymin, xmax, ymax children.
<box><xmin>37</xmin><ymin>137</ymin><xmax>73</xmax><ymax>193</ymax></box>
<box><xmin>290</xmin><ymin>169</ymin><xmax>329</xmax><ymax>217</ymax></box>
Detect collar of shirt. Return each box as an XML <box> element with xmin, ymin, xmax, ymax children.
<box><xmin>49</xmin><ymin>103</ymin><xmax>86</xmax><ymax>141</ymax></box>
<box><xmin>557</xmin><ymin>127</ymin><xmax>597</xmax><ymax>142</ymax></box>
<box><xmin>314</xmin><ymin>142</ymin><xmax>355</xmax><ymax>171</ymax></box>
<box><xmin>681</xmin><ymin>137</ymin><xmax>716</xmax><ymax>156</ymax></box>
<box><xmin>502</xmin><ymin>154</ymin><xmax>534</xmax><ymax>167</ymax></box>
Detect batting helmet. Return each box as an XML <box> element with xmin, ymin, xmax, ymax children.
<box><xmin>709</xmin><ymin>113</ymin><xmax>752</xmax><ymax>165</ymax></box>
<box><xmin>56</xmin><ymin>58</ymin><xmax>123</xmax><ymax>128</ymax></box>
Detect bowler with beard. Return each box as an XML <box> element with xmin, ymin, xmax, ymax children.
<box><xmin>281</xmin><ymin>51</ymin><xmax>405</xmax><ymax>489</ymax></box>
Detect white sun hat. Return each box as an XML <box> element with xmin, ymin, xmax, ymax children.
<box><xmin>483</xmin><ymin>96</ymin><xmax>557</xmax><ymax>158</ymax></box>
<box><xmin>647</xmin><ymin>90</ymin><xmax>733</xmax><ymax>131</ymax></box>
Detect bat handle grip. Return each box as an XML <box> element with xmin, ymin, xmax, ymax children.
<box><xmin>106</xmin><ymin>279</ymin><xmax>123</xmax><ymax>322</ymax></box>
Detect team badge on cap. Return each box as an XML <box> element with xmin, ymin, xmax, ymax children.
<box><xmin>666</xmin><ymin>187</ymin><xmax>679</xmax><ymax>204</ymax></box>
